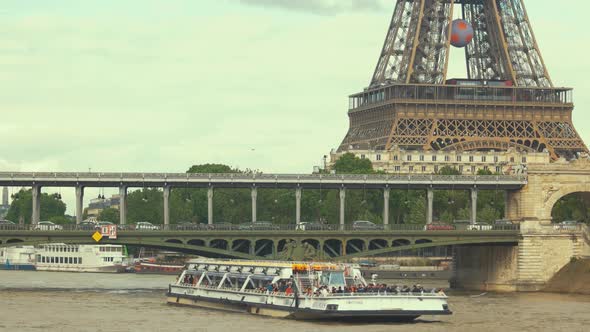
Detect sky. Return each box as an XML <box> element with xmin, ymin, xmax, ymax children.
<box><xmin>1</xmin><ymin>0</ymin><xmax>589</xmax><ymax>213</ymax></box>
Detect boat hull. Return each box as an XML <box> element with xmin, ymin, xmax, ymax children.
<box><xmin>0</xmin><ymin>264</ymin><xmax>36</xmax><ymax>271</ymax></box>
<box><xmin>166</xmin><ymin>291</ymin><xmax>451</xmax><ymax>321</ymax></box>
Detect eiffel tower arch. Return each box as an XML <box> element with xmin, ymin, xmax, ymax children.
<box><xmin>336</xmin><ymin>0</ymin><xmax>587</xmax><ymax>169</ymax></box>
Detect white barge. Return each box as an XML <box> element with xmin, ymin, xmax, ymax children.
<box><xmin>167</xmin><ymin>259</ymin><xmax>451</xmax><ymax>321</ymax></box>
<box><xmin>35</xmin><ymin>244</ymin><xmax>127</xmax><ymax>273</ymax></box>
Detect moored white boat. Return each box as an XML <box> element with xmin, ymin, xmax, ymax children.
<box><xmin>0</xmin><ymin>246</ymin><xmax>36</xmax><ymax>270</ymax></box>
<box><xmin>167</xmin><ymin>259</ymin><xmax>451</xmax><ymax>321</ymax></box>
<box><xmin>35</xmin><ymin>244</ymin><xmax>127</xmax><ymax>273</ymax></box>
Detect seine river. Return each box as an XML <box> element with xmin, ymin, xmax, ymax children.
<box><xmin>1</xmin><ymin>271</ymin><xmax>589</xmax><ymax>332</ymax></box>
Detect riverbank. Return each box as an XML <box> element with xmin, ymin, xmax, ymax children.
<box><xmin>544</xmin><ymin>258</ymin><xmax>590</xmax><ymax>295</ymax></box>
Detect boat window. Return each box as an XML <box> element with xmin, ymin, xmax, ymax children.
<box><xmin>79</xmin><ymin>257</ymin><xmax>82</xmax><ymax>264</ymax></box>
<box><xmin>74</xmin><ymin>257</ymin><xmax>78</xmax><ymax>264</ymax></box>
<box><xmin>60</xmin><ymin>257</ymin><xmax>63</xmax><ymax>264</ymax></box>
<box><xmin>69</xmin><ymin>257</ymin><xmax>73</xmax><ymax>264</ymax></box>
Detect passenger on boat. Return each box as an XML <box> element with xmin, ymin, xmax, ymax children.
<box><xmin>285</xmin><ymin>285</ymin><xmax>293</xmax><ymax>296</ymax></box>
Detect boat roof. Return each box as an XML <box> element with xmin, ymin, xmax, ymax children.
<box><xmin>186</xmin><ymin>259</ymin><xmax>348</xmax><ymax>270</ymax></box>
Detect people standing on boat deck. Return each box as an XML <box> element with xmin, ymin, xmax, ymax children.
<box><xmin>266</xmin><ymin>283</ymin><xmax>273</xmax><ymax>294</ymax></box>
<box><xmin>285</xmin><ymin>285</ymin><xmax>293</xmax><ymax>296</ymax></box>
<box><xmin>188</xmin><ymin>275</ymin><xmax>194</xmax><ymax>285</ymax></box>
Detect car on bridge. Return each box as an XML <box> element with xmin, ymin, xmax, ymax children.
<box><xmin>34</xmin><ymin>221</ymin><xmax>63</xmax><ymax>231</ymax></box>
<box><xmin>175</xmin><ymin>222</ymin><xmax>203</xmax><ymax>231</ymax></box>
<box><xmin>553</xmin><ymin>220</ymin><xmax>578</xmax><ymax>231</ymax></box>
<box><xmin>207</xmin><ymin>222</ymin><xmax>238</xmax><ymax>231</ymax></box>
<box><xmin>424</xmin><ymin>223</ymin><xmax>455</xmax><ymax>231</ymax></box>
<box><xmin>467</xmin><ymin>222</ymin><xmax>493</xmax><ymax>231</ymax></box>
<box><xmin>77</xmin><ymin>221</ymin><xmax>97</xmax><ymax>230</ymax></box>
<box><xmin>132</xmin><ymin>222</ymin><xmax>160</xmax><ymax>231</ymax></box>
<box><xmin>492</xmin><ymin>219</ymin><xmax>515</xmax><ymax>230</ymax></box>
<box><xmin>238</xmin><ymin>222</ymin><xmax>280</xmax><ymax>231</ymax></box>
<box><xmin>352</xmin><ymin>220</ymin><xmax>384</xmax><ymax>231</ymax></box>
<box><xmin>0</xmin><ymin>220</ymin><xmax>17</xmax><ymax>230</ymax></box>
<box><xmin>296</xmin><ymin>222</ymin><xmax>337</xmax><ymax>231</ymax></box>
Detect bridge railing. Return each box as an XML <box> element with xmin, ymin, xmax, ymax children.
<box><xmin>0</xmin><ymin>171</ymin><xmax>526</xmax><ymax>183</ymax></box>
<box><xmin>0</xmin><ymin>223</ymin><xmax>522</xmax><ymax>232</ymax></box>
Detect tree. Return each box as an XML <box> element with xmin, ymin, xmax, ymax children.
<box><xmin>477</xmin><ymin>169</ymin><xmax>494</xmax><ymax>176</ymax></box>
<box><xmin>187</xmin><ymin>164</ymin><xmax>239</xmax><ymax>174</ymax></box>
<box><xmin>5</xmin><ymin>189</ymin><xmax>67</xmax><ymax>224</ymax></box>
<box><xmin>437</xmin><ymin>166</ymin><xmax>461</xmax><ymax>175</ymax></box>
<box><xmin>99</xmin><ymin>208</ymin><xmax>120</xmax><ymax>223</ymax></box>
<box><xmin>332</xmin><ymin>153</ymin><xmax>375</xmax><ymax>174</ymax></box>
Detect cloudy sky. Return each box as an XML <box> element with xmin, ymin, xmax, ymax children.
<box><xmin>1</xmin><ymin>0</ymin><xmax>589</xmax><ymax>212</ymax></box>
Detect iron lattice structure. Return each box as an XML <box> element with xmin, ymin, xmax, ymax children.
<box><xmin>339</xmin><ymin>0</ymin><xmax>587</xmax><ymax>159</ymax></box>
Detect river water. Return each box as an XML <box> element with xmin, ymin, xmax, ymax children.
<box><xmin>1</xmin><ymin>271</ymin><xmax>589</xmax><ymax>332</ymax></box>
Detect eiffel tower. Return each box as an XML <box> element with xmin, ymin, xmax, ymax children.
<box><xmin>338</xmin><ymin>0</ymin><xmax>587</xmax><ymax>160</ymax></box>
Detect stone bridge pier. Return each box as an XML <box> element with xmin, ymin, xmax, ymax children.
<box><xmin>453</xmin><ymin>160</ymin><xmax>590</xmax><ymax>292</ymax></box>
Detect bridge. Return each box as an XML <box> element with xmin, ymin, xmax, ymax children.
<box><xmin>0</xmin><ymin>172</ymin><xmax>526</xmax><ymax>226</ymax></box>
<box><xmin>0</xmin><ymin>225</ymin><xmax>521</xmax><ymax>261</ymax></box>
<box><xmin>1</xmin><ymin>163</ymin><xmax>590</xmax><ymax>292</ymax></box>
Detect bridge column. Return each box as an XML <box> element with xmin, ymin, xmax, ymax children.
<box><xmin>75</xmin><ymin>186</ymin><xmax>84</xmax><ymax>224</ymax></box>
<box><xmin>295</xmin><ymin>187</ymin><xmax>302</xmax><ymax>225</ymax></box>
<box><xmin>471</xmin><ymin>188</ymin><xmax>478</xmax><ymax>224</ymax></box>
<box><xmin>251</xmin><ymin>186</ymin><xmax>257</xmax><ymax>222</ymax></box>
<box><xmin>31</xmin><ymin>185</ymin><xmax>41</xmax><ymax>224</ymax></box>
<box><xmin>208</xmin><ymin>187</ymin><xmax>214</xmax><ymax>225</ymax></box>
<box><xmin>427</xmin><ymin>188</ymin><xmax>434</xmax><ymax>224</ymax></box>
<box><xmin>119</xmin><ymin>186</ymin><xmax>127</xmax><ymax>225</ymax></box>
<box><xmin>383</xmin><ymin>188</ymin><xmax>390</xmax><ymax>226</ymax></box>
<box><xmin>339</xmin><ymin>188</ymin><xmax>346</xmax><ymax>229</ymax></box>
<box><xmin>163</xmin><ymin>186</ymin><xmax>171</xmax><ymax>226</ymax></box>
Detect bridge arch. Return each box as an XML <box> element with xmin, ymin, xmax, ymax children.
<box><xmin>369</xmin><ymin>239</ymin><xmax>389</xmax><ymax>251</ymax></box>
<box><xmin>323</xmin><ymin>239</ymin><xmax>343</xmax><ymax>257</ymax></box>
<box><xmin>231</xmin><ymin>239</ymin><xmax>252</xmax><ymax>254</ymax></box>
<box><xmin>254</xmin><ymin>239</ymin><xmax>274</xmax><ymax>257</ymax></box>
<box><xmin>210</xmin><ymin>239</ymin><xmax>228</xmax><ymax>250</ymax></box>
<box><xmin>165</xmin><ymin>239</ymin><xmax>183</xmax><ymax>244</ymax></box>
<box><xmin>346</xmin><ymin>239</ymin><xmax>366</xmax><ymax>255</ymax></box>
<box><xmin>544</xmin><ymin>183</ymin><xmax>590</xmax><ymax>221</ymax></box>
<box><xmin>415</xmin><ymin>239</ymin><xmax>433</xmax><ymax>245</ymax></box>
<box><xmin>187</xmin><ymin>239</ymin><xmax>205</xmax><ymax>247</ymax></box>
<box><xmin>392</xmin><ymin>239</ymin><xmax>411</xmax><ymax>247</ymax></box>
<box><xmin>6</xmin><ymin>239</ymin><xmax>23</xmax><ymax>244</ymax></box>
<box><xmin>302</xmin><ymin>239</ymin><xmax>320</xmax><ymax>251</ymax></box>
<box><xmin>278</xmin><ymin>239</ymin><xmax>295</xmax><ymax>252</ymax></box>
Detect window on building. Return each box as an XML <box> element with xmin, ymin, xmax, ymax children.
<box><xmin>407</xmin><ymin>155</ymin><xmax>412</xmax><ymax>161</ymax></box>
<box><xmin>496</xmin><ymin>166</ymin><xmax>502</xmax><ymax>173</ymax></box>
<box><xmin>376</xmin><ymin>154</ymin><xmax>382</xmax><ymax>161</ymax></box>
<box><xmin>471</xmin><ymin>166</ymin><xmax>476</xmax><ymax>173</ymax></box>
<box><xmin>394</xmin><ymin>166</ymin><xmax>401</xmax><ymax>172</ymax></box>
<box><xmin>393</xmin><ymin>155</ymin><xmax>399</xmax><ymax>161</ymax></box>
<box><xmin>484</xmin><ymin>166</ymin><xmax>489</xmax><ymax>171</ymax></box>
<box><xmin>456</xmin><ymin>156</ymin><xmax>462</xmax><ymax>162</ymax></box>
<box><xmin>420</xmin><ymin>155</ymin><xmax>425</xmax><ymax>161</ymax></box>
<box><xmin>421</xmin><ymin>166</ymin><xmax>427</xmax><ymax>172</ymax></box>
<box><xmin>494</xmin><ymin>156</ymin><xmax>499</xmax><ymax>163</ymax></box>
<box><xmin>409</xmin><ymin>166</ymin><xmax>414</xmax><ymax>172</ymax></box>
<box><xmin>60</xmin><ymin>257</ymin><xmax>64</xmax><ymax>264</ymax></box>
<box><xmin>522</xmin><ymin>157</ymin><xmax>527</xmax><ymax>163</ymax></box>
<box><xmin>445</xmin><ymin>155</ymin><xmax>450</xmax><ymax>162</ymax></box>
<box><xmin>510</xmin><ymin>157</ymin><xmax>515</xmax><ymax>163</ymax></box>
<box><xmin>482</xmin><ymin>156</ymin><xmax>487</xmax><ymax>162</ymax></box>
<box><xmin>469</xmin><ymin>156</ymin><xmax>474</xmax><ymax>162</ymax></box>
<box><xmin>434</xmin><ymin>165</ymin><xmax>439</xmax><ymax>173</ymax></box>
<box><xmin>432</xmin><ymin>156</ymin><xmax>437</xmax><ymax>162</ymax></box>
<box><xmin>79</xmin><ymin>257</ymin><xmax>83</xmax><ymax>264</ymax></box>
<box><xmin>74</xmin><ymin>257</ymin><xmax>78</xmax><ymax>264</ymax></box>
<box><xmin>360</xmin><ymin>154</ymin><xmax>366</xmax><ymax>159</ymax></box>
<box><xmin>459</xmin><ymin>166</ymin><xmax>464</xmax><ymax>173</ymax></box>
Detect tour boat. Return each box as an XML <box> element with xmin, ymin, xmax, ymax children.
<box><xmin>167</xmin><ymin>259</ymin><xmax>452</xmax><ymax>321</ymax></box>
<box><xmin>35</xmin><ymin>244</ymin><xmax>128</xmax><ymax>273</ymax></box>
<box><xmin>0</xmin><ymin>246</ymin><xmax>36</xmax><ymax>270</ymax></box>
